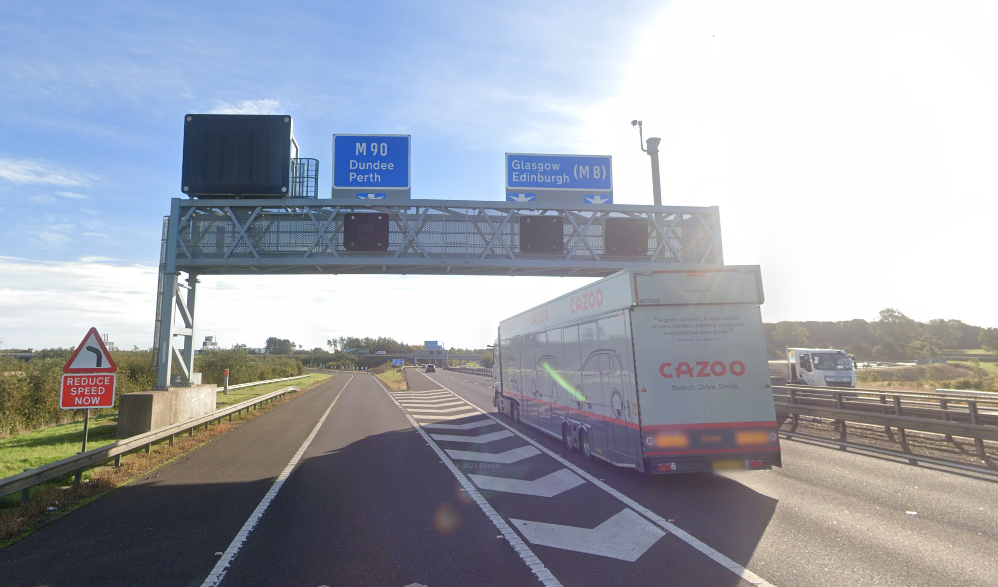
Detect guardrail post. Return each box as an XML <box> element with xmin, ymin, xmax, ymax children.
<box><xmin>21</xmin><ymin>469</ymin><xmax>31</xmax><ymax>503</ymax></box>
<box><xmin>145</xmin><ymin>443</ymin><xmax>151</xmax><ymax>454</ymax></box>
<box><xmin>789</xmin><ymin>388</ymin><xmax>799</xmax><ymax>429</ymax></box>
<box><xmin>894</xmin><ymin>395</ymin><xmax>909</xmax><ymax>452</ymax></box>
<box><xmin>114</xmin><ymin>455</ymin><xmax>121</xmax><ymax>468</ymax></box>
<box><xmin>939</xmin><ymin>398</ymin><xmax>953</xmax><ymax>442</ymax></box>
<box><xmin>968</xmin><ymin>402</ymin><xmax>987</xmax><ymax>462</ymax></box>
<box><xmin>835</xmin><ymin>391</ymin><xmax>846</xmax><ymax>443</ymax></box>
<box><xmin>169</xmin><ymin>434</ymin><xmax>175</xmax><ymax>447</ymax></box>
<box><xmin>880</xmin><ymin>394</ymin><xmax>895</xmax><ymax>441</ymax></box>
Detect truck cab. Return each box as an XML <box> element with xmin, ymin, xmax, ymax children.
<box><xmin>786</xmin><ymin>347</ymin><xmax>856</xmax><ymax>387</ymax></box>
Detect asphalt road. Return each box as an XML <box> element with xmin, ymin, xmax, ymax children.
<box><xmin>2</xmin><ymin>370</ymin><xmax>996</xmax><ymax>587</ymax></box>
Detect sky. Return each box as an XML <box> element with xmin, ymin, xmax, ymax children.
<box><xmin>1</xmin><ymin>0</ymin><xmax>996</xmax><ymax>352</ymax></box>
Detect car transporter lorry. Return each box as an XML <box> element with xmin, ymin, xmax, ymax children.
<box><xmin>493</xmin><ymin>267</ymin><xmax>782</xmax><ymax>474</ymax></box>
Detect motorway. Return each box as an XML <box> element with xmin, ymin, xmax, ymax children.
<box><xmin>1</xmin><ymin>370</ymin><xmax>996</xmax><ymax>587</ymax></box>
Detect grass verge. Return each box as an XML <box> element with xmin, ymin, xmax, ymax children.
<box><xmin>0</xmin><ymin>375</ymin><xmax>322</xmax><ymax>480</ymax></box>
<box><xmin>0</xmin><ymin>373</ymin><xmax>332</xmax><ymax>548</ymax></box>
<box><xmin>375</xmin><ymin>368</ymin><xmax>408</xmax><ymax>392</ymax></box>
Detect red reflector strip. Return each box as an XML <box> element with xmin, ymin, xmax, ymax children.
<box><xmin>747</xmin><ymin>459</ymin><xmax>766</xmax><ymax>469</ymax></box>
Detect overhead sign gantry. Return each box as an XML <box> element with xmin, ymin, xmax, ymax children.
<box><xmin>155</xmin><ymin>114</ymin><xmax>725</xmax><ymax>389</ymax></box>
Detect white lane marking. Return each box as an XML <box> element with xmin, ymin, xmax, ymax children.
<box><xmin>430</xmin><ymin>430</ymin><xmax>514</xmax><ymax>444</ymax></box>
<box><xmin>469</xmin><ymin>469</ymin><xmax>584</xmax><ymax>498</ymax></box>
<box><xmin>201</xmin><ymin>375</ymin><xmax>353</xmax><ymax>587</ymax></box>
<box><xmin>445</xmin><ymin>445</ymin><xmax>541</xmax><ymax>464</ymax></box>
<box><xmin>373</xmin><ymin>378</ymin><xmax>562</xmax><ymax>587</ymax></box>
<box><xmin>393</xmin><ymin>390</ymin><xmax>450</xmax><ymax>396</ymax></box>
<box><xmin>404</xmin><ymin>406</ymin><xmax>479</xmax><ymax>414</ymax></box>
<box><xmin>425</xmin><ymin>374</ymin><xmax>779</xmax><ymax>587</ymax></box>
<box><xmin>397</xmin><ymin>399</ymin><xmax>467</xmax><ymax>407</ymax></box>
<box><xmin>393</xmin><ymin>390</ymin><xmax>453</xmax><ymax>396</ymax></box>
<box><xmin>422</xmin><ymin>419</ymin><xmax>496</xmax><ymax>431</ymax></box>
<box><xmin>393</xmin><ymin>395</ymin><xmax>455</xmax><ymax>402</ymax></box>
<box><xmin>511</xmin><ymin>509</ymin><xmax>665</xmax><ymax>563</ymax></box>
<box><xmin>410</xmin><ymin>412</ymin><xmax>481</xmax><ymax>421</ymax></box>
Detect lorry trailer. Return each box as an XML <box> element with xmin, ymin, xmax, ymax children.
<box><xmin>493</xmin><ymin>267</ymin><xmax>781</xmax><ymax>474</ymax></box>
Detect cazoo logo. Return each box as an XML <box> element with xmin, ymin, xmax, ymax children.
<box><xmin>659</xmin><ymin>360</ymin><xmax>746</xmax><ymax>379</ymax></box>
<box><xmin>529</xmin><ymin>308</ymin><xmax>549</xmax><ymax>325</ymax></box>
<box><xmin>570</xmin><ymin>288</ymin><xmax>603</xmax><ymax>314</ymax></box>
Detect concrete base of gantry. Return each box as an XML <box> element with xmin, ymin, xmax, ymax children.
<box><xmin>117</xmin><ymin>384</ymin><xmax>218</xmax><ymax>439</ymax></box>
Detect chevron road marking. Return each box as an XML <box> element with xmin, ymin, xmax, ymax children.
<box><xmin>393</xmin><ymin>391</ymin><xmax>453</xmax><ymax>399</ymax></box>
<box><xmin>411</xmin><ymin>412</ymin><xmax>481</xmax><ymax>421</ymax></box>
<box><xmin>422</xmin><ymin>419</ymin><xmax>496</xmax><ymax>431</ymax></box>
<box><xmin>511</xmin><ymin>509</ymin><xmax>665</xmax><ymax>562</ymax></box>
<box><xmin>429</xmin><ymin>430</ymin><xmax>513</xmax><ymax>444</ymax></box>
<box><xmin>468</xmin><ymin>469</ymin><xmax>584</xmax><ymax>498</ymax></box>
<box><xmin>445</xmin><ymin>445</ymin><xmax>541</xmax><ymax>464</ymax></box>
<box><xmin>373</xmin><ymin>377</ymin><xmax>562</xmax><ymax>587</ymax></box>
<box><xmin>397</xmin><ymin>399</ymin><xmax>466</xmax><ymax>407</ymax></box>
<box><xmin>405</xmin><ymin>406</ymin><xmax>479</xmax><ymax>414</ymax></box>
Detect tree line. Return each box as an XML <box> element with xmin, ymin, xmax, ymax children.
<box><xmin>766</xmin><ymin>308</ymin><xmax>998</xmax><ymax>361</ymax></box>
<box><xmin>0</xmin><ymin>349</ymin><xmax>302</xmax><ymax>439</ymax></box>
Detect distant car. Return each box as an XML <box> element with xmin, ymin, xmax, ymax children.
<box><xmin>425</xmin><ymin>364</ymin><xmax>435</xmax><ymax>373</ymax></box>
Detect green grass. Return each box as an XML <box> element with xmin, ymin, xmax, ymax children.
<box><xmin>0</xmin><ymin>414</ymin><xmax>119</xmax><ymax>480</ymax></box>
<box><xmin>0</xmin><ymin>373</ymin><xmax>332</xmax><ymax>481</ymax></box>
<box><xmin>215</xmin><ymin>373</ymin><xmax>330</xmax><ymax>408</ymax></box>
<box><xmin>375</xmin><ymin>369</ymin><xmax>407</xmax><ymax>392</ymax></box>
<box><xmin>952</xmin><ymin>361</ymin><xmax>998</xmax><ymax>375</ymax></box>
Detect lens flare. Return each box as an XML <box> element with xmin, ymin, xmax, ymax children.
<box><xmin>433</xmin><ymin>503</ymin><xmax>459</xmax><ymax>535</ymax></box>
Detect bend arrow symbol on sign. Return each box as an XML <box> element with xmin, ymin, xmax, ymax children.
<box><xmin>510</xmin><ymin>508</ymin><xmax>665</xmax><ymax>562</ymax></box>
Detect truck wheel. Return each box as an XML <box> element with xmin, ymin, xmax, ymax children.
<box><xmin>581</xmin><ymin>430</ymin><xmax>595</xmax><ymax>461</ymax></box>
<box><xmin>563</xmin><ymin>424</ymin><xmax>575</xmax><ymax>453</ymax></box>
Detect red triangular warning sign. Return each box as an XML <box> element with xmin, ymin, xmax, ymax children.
<box><xmin>63</xmin><ymin>327</ymin><xmax>117</xmax><ymax>373</ymax></box>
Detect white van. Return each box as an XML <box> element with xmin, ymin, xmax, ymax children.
<box><xmin>785</xmin><ymin>348</ymin><xmax>856</xmax><ymax>387</ymax></box>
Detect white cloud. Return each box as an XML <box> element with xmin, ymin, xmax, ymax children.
<box><xmin>0</xmin><ymin>157</ymin><xmax>100</xmax><ymax>187</ymax></box>
<box><xmin>208</xmin><ymin>99</ymin><xmax>284</xmax><ymax>115</ymax></box>
<box><xmin>55</xmin><ymin>191</ymin><xmax>91</xmax><ymax>200</ymax></box>
<box><xmin>0</xmin><ymin>256</ymin><xmax>598</xmax><ymax>352</ymax></box>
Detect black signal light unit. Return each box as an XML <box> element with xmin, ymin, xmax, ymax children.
<box><xmin>605</xmin><ymin>217</ymin><xmax>649</xmax><ymax>256</ymax></box>
<box><xmin>344</xmin><ymin>213</ymin><xmax>389</xmax><ymax>251</ymax></box>
<box><xmin>519</xmin><ymin>216</ymin><xmax>564</xmax><ymax>253</ymax></box>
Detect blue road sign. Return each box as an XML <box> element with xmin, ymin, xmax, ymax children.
<box><xmin>584</xmin><ymin>194</ymin><xmax>613</xmax><ymax>204</ymax></box>
<box><xmin>392</xmin><ymin>358</ymin><xmax>404</xmax><ymax>366</ymax></box>
<box><xmin>333</xmin><ymin>135</ymin><xmax>410</xmax><ymax>189</ymax></box>
<box><xmin>506</xmin><ymin>153</ymin><xmax>612</xmax><ymax>192</ymax></box>
<box><xmin>507</xmin><ymin>193</ymin><xmax>536</xmax><ymax>202</ymax></box>
<box><xmin>357</xmin><ymin>193</ymin><xmax>387</xmax><ymax>199</ymax></box>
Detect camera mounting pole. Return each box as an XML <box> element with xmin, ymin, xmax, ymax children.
<box><xmin>631</xmin><ymin>120</ymin><xmax>663</xmax><ymax>206</ymax></box>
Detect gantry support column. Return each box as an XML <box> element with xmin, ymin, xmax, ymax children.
<box><xmin>154</xmin><ymin>201</ymin><xmax>199</xmax><ymax>389</ymax></box>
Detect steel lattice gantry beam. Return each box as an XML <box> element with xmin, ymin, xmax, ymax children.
<box><xmin>154</xmin><ymin>198</ymin><xmax>724</xmax><ymax>388</ymax></box>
